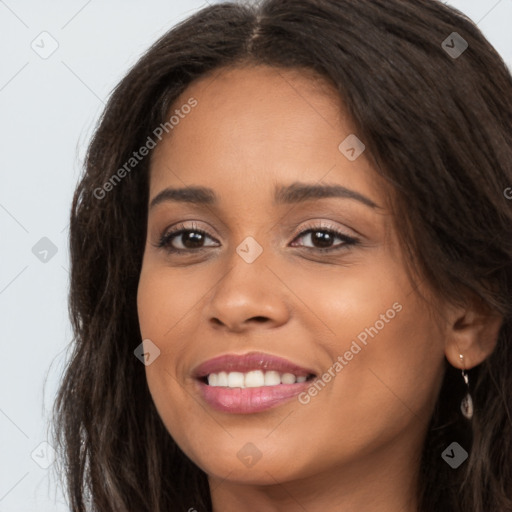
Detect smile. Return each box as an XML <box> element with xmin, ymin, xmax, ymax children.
<box><xmin>192</xmin><ymin>352</ymin><xmax>317</xmax><ymax>414</ymax></box>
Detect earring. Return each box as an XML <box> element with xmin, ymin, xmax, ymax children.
<box><xmin>459</xmin><ymin>354</ymin><xmax>473</xmax><ymax>420</ymax></box>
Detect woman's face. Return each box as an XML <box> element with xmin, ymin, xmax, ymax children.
<box><xmin>137</xmin><ymin>65</ymin><xmax>448</xmax><ymax>486</ymax></box>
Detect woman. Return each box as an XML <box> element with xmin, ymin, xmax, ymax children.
<box><xmin>53</xmin><ymin>0</ymin><xmax>512</xmax><ymax>510</ymax></box>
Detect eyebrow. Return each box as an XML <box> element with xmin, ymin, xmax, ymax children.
<box><xmin>149</xmin><ymin>182</ymin><xmax>379</xmax><ymax>209</ymax></box>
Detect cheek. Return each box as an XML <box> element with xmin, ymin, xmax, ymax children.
<box><xmin>287</xmin><ymin>308</ymin><xmax>445</xmax><ymax>478</ymax></box>
<box><xmin>317</xmin><ymin>297</ymin><xmax>445</xmax><ymax>448</ymax></box>
<box><xmin>286</xmin><ymin>262</ymin><xmax>446</xmax><ymax>446</ymax></box>
<box><xmin>137</xmin><ymin>262</ymin><xmax>208</xmax><ymax>342</ymax></box>
<box><xmin>136</xmin><ymin>267</ymin><xmax>192</xmax><ymax>390</ymax></box>
<box><xmin>136</xmin><ymin>264</ymin><xmax>214</xmax><ymax>450</ymax></box>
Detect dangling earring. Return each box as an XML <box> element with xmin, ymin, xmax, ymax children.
<box><xmin>459</xmin><ymin>354</ymin><xmax>473</xmax><ymax>420</ymax></box>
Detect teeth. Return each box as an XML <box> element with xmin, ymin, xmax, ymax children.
<box><xmin>217</xmin><ymin>371</ymin><xmax>228</xmax><ymax>387</ymax></box>
<box><xmin>264</xmin><ymin>371</ymin><xmax>281</xmax><ymax>386</ymax></box>
<box><xmin>227</xmin><ymin>372</ymin><xmax>244</xmax><ymax>388</ymax></box>
<box><xmin>281</xmin><ymin>372</ymin><xmax>296</xmax><ymax>384</ymax></box>
<box><xmin>206</xmin><ymin>370</ymin><xmax>309</xmax><ymax>388</ymax></box>
<box><xmin>245</xmin><ymin>370</ymin><xmax>265</xmax><ymax>387</ymax></box>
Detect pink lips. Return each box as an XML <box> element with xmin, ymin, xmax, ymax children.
<box><xmin>192</xmin><ymin>352</ymin><xmax>317</xmax><ymax>414</ymax></box>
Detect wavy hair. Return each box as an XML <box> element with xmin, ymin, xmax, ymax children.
<box><xmin>52</xmin><ymin>0</ymin><xmax>512</xmax><ymax>510</ymax></box>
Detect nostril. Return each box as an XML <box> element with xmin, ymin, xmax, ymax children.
<box><xmin>251</xmin><ymin>316</ymin><xmax>268</xmax><ymax>323</ymax></box>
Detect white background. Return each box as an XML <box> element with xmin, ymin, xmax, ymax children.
<box><xmin>0</xmin><ymin>1</ymin><xmax>511</xmax><ymax>510</ymax></box>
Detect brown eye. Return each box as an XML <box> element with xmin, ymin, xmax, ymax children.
<box><xmin>290</xmin><ymin>227</ymin><xmax>359</xmax><ymax>253</ymax></box>
<box><xmin>156</xmin><ymin>222</ymin><xmax>219</xmax><ymax>254</ymax></box>
<box><xmin>163</xmin><ymin>230</ymin><xmax>209</xmax><ymax>250</ymax></box>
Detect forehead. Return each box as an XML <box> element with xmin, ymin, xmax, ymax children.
<box><xmin>148</xmin><ymin>64</ymin><xmax>385</xmax><ymax>210</ymax></box>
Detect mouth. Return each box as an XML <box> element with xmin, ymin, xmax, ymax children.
<box><xmin>192</xmin><ymin>352</ymin><xmax>317</xmax><ymax>414</ymax></box>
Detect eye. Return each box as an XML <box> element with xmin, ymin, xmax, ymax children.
<box><xmin>290</xmin><ymin>224</ymin><xmax>359</xmax><ymax>253</ymax></box>
<box><xmin>156</xmin><ymin>222</ymin><xmax>219</xmax><ymax>254</ymax></box>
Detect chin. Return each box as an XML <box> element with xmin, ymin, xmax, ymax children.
<box><xmin>183</xmin><ymin>436</ymin><xmax>313</xmax><ymax>485</ymax></box>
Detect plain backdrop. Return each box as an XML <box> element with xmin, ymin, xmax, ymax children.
<box><xmin>1</xmin><ymin>1</ymin><xmax>511</xmax><ymax>510</ymax></box>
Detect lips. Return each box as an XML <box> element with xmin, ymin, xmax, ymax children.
<box><xmin>192</xmin><ymin>352</ymin><xmax>318</xmax><ymax>414</ymax></box>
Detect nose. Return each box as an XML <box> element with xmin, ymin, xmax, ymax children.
<box><xmin>206</xmin><ymin>259</ymin><xmax>291</xmax><ymax>333</ymax></box>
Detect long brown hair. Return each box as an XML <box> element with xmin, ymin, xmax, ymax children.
<box><xmin>52</xmin><ymin>0</ymin><xmax>512</xmax><ymax>510</ymax></box>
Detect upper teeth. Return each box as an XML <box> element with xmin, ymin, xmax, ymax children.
<box><xmin>207</xmin><ymin>370</ymin><xmax>308</xmax><ymax>388</ymax></box>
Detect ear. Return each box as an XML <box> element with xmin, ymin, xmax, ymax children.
<box><xmin>443</xmin><ymin>294</ymin><xmax>504</xmax><ymax>370</ymax></box>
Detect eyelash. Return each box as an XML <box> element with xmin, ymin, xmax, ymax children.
<box><xmin>155</xmin><ymin>222</ymin><xmax>359</xmax><ymax>255</ymax></box>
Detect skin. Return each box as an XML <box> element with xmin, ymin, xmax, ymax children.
<box><xmin>137</xmin><ymin>64</ymin><xmax>503</xmax><ymax>512</ymax></box>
